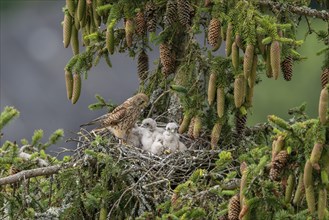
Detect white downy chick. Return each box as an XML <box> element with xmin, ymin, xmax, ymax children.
<box><xmin>126</xmin><ymin>124</ymin><xmax>142</xmax><ymax>148</ymax></box>
<box><xmin>140</xmin><ymin>120</ymin><xmax>155</xmax><ymax>152</ymax></box>
<box><xmin>163</xmin><ymin>122</ymin><xmax>180</xmax><ymax>152</ymax></box>
<box><xmin>141</xmin><ymin>118</ymin><xmax>165</xmax><ymax>141</ymax></box>
<box><xmin>150</xmin><ymin>134</ymin><xmax>164</xmax><ymax>155</ymax></box>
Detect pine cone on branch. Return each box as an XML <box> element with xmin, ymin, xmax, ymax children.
<box><xmin>137</xmin><ymin>51</ymin><xmax>149</xmax><ymax>81</ymax></box>
<box><xmin>321</xmin><ymin>68</ymin><xmax>329</xmax><ymax>88</ymax></box>
<box><xmin>228</xmin><ymin>195</ymin><xmax>240</xmax><ymax>220</ymax></box>
<box><xmin>135</xmin><ymin>11</ymin><xmax>146</xmax><ymax>36</ymax></box>
<box><xmin>281</xmin><ymin>56</ymin><xmax>293</xmax><ymax>81</ymax></box>
<box><xmin>177</xmin><ymin>0</ymin><xmax>191</xmax><ymax>27</ymax></box>
<box><xmin>270</xmin><ymin>150</ymin><xmax>289</xmax><ymax>181</ymax></box>
<box><xmin>164</xmin><ymin>0</ymin><xmax>177</xmax><ymax>28</ymax></box>
<box><xmin>145</xmin><ymin>2</ymin><xmax>157</xmax><ymax>33</ymax></box>
<box><xmin>160</xmin><ymin>43</ymin><xmax>175</xmax><ymax>76</ymax></box>
<box><xmin>208</xmin><ymin>18</ymin><xmax>222</xmax><ymax>51</ymax></box>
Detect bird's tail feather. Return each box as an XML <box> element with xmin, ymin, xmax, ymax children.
<box><xmin>80</xmin><ymin>114</ymin><xmax>107</xmax><ymax>127</ymax></box>
<box><xmin>80</xmin><ymin>119</ymin><xmax>99</xmax><ymax>127</ymax></box>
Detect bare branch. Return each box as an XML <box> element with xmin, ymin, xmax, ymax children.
<box><xmin>259</xmin><ymin>0</ymin><xmax>329</xmax><ymax>20</ymax></box>
<box><xmin>0</xmin><ymin>163</ymin><xmax>72</xmax><ymax>186</ymax></box>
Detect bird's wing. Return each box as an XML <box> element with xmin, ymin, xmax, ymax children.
<box><xmin>80</xmin><ymin>106</ymin><xmax>127</xmax><ymax>127</ymax></box>
<box><xmin>100</xmin><ymin>106</ymin><xmax>127</xmax><ymax>126</ymax></box>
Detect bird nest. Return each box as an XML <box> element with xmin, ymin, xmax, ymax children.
<box><xmin>69</xmin><ymin>127</ymin><xmax>223</xmax><ymax>217</ymax></box>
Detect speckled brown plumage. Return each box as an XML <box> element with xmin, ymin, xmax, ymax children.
<box><xmin>81</xmin><ymin>93</ymin><xmax>149</xmax><ymax>140</ymax></box>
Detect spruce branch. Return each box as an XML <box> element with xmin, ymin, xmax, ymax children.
<box><xmin>0</xmin><ymin>163</ymin><xmax>73</xmax><ymax>186</ymax></box>
<box><xmin>0</xmin><ymin>106</ymin><xmax>20</xmax><ymax>131</ymax></box>
<box><xmin>259</xmin><ymin>0</ymin><xmax>329</xmax><ymax>20</ymax></box>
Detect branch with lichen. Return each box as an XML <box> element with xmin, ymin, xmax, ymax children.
<box><xmin>0</xmin><ymin>163</ymin><xmax>73</xmax><ymax>186</ymax></box>
<box><xmin>259</xmin><ymin>0</ymin><xmax>329</xmax><ymax>20</ymax></box>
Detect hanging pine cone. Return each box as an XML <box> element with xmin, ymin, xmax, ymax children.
<box><xmin>71</xmin><ymin>73</ymin><xmax>81</xmax><ymax>104</ymax></box>
<box><xmin>193</xmin><ymin>116</ymin><xmax>202</xmax><ymax>139</ymax></box>
<box><xmin>235</xmin><ymin>111</ymin><xmax>247</xmax><ymax>137</ymax></box>
<box><xmin>63</xmin><ymin>11</ymin><xmax>72</xmax><ymax>48</ymax></box>
<box><xmin>160</xmin><ymin>43</ymin><xmax>175</xmax><ymax>76</ymax></box>
<box><xmin>319</xmin><ymin>87</ymin><xmax>328</xmax><ymax>125</ymax></box>
<box><xmin>137</xmin><ymin>51</ymin><xmax>149</xmax><ymax>81</ymax></box>
<box><xmin>177</xmin><ymin>0</ymin><xmax>191</xmax><ymax>27</ymax></box>
<box><xmin>321</xmin><ymin>68</ymin><xmax>329</xmax><ymax>88</ymax></box>
<box><xmin>234</xmin><ymin>75</ymin><xmax>246</xmax><ymax>108</ymax></box>
<box><xmin>106</xmin><ymin>26</ymin><xmax>114</xmax><ymax>55</ymax></box>
<box><xmin>231</xmin><ymin>42</ymin><xmax>239</xmax><ymax>71</ymax></box>
<box><xmin>243</xmin><ymin>44</ymin><xmax>254</xmax><ymax>78</ymax></box>
<box><xmin>217</xmin><ymin>87</ymin><xmax>225</xmax><ymax>118</ymax></box>
<box><xmin>211</xmin><ymin>122</ymin><xmax>222</xmax><ymax>149</ymax></box>
<box><xmin>235</xmin><ymin>34</ymin><xmax>244</xmax><ymax>50</ymax></box>
<box><xmin>71</xmin><ymin>25</ymin><xmax>79</xmax><ymax>55</ymax></box>
<box><xmin>164</xmin><ymin>0</ymin><xmax>177</xmax><ymax>28</ymax></box>
<box><xmin>208</xmin><ymin>72</ymin><xmax>217</xmax><ymax>105</ymax></box>
<box><xmin>125</xmin><ymin>19</ymin><xmax>134</xmax><ymax>48</ymax></box>
<box><xmin>270</xmin><ymin>150</ymin><xmax>289</xmax><ymax>181</ymax></box>
<box><xmin>281</xmin><ymin>56</ymin><xmax>293</xmax><ymax>81</ymax></box>
<box><xmin>179</xmin><ymin>114</ymin><xmax>191</xmax><ymax>134</ymax></box>
<box><xmin>65</xmin><ymin>69</ymin><xmax>73</xmax><ymax>100</ymax></box>
<box><xmin>270</xmin><ymin>40</ymin><xmax>281</xmax><ymax>80</ymax></box>
<box><xmin>208</xmin><ymin>18</ymin><xmax>221</xmax><ymax>51</ymax></box>
<box><xmin>66</xmin><ymin>0</ymin><xmax>75</xmax><ymax>17</ymax></box>
<box><xmin>228</xmin><ymin>195</ymin><xmax>240</xmax><ymax>220</ymax></box>
<box><xmin>188</xmin><ymin>117</ymin><xmax>195</xmax><ymax>138</ymax></box>
<box><xmin>145</xmin><ymin>2</ymin><xmax>157</xmax><ymax>33</ymax></box>
<box><xmin>225</xmin><ymin>23</ymin><xmax>233</xmax><ymax>56</ymax></box>
<box><xmin>135</xmin><ymin>11</ymin><xmax>146</xmax><ymax>36</ymax></box>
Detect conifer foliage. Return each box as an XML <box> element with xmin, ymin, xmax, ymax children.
<box><xmin>1</xmin><ymin>0</ymin><xmax>329</xmax><ymax>219</ymax></box>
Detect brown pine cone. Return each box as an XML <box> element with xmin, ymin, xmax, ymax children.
<box><xmin>228</xmin><ymin>195</ymin><xmax>240</xmax><ymax>220</ymax></box>
<box><xmin>270</xmin><ymin>150</ymin><xmax>289</xmax><ymax>181</ymax></box>
<box><xmin>160</xmin><ymin>43</ymin><xmax>175</xmax><ymax>76</ymax></box>
<box><xmin>145</xmin><ymin>2</ymin><xmax>157</xmax><ymax>33</ymax></box>
<box><xmin>164</xmin><ymin>0</ymin><xmax>177</xmax><ymax>28</ymax></box>
<box><xmin>177</xmin><ymin>0</ymin><xmax>191</xmax><ymax>27</ymax></box>
<box><xmin>281</xmin><ymin>56</ymin><xmax>293</xmax><ymax>81</ymax></box>
<box><xmin>208</xmin><ymin>18</ymin><xmax>221</xmax><ymax>50</ymax></box>
<box><xmin>188</xmin><ymin>117</ymin><xmax>195</xmax><ymax>138</ymax></box>
<box><xmin>135</xmin><ymin>11</ymin><xmax>146</xmax><ymax>36</ymax></box>
<box><xmin>137</xmin><ymin>51</ymin><xmax>149</xmax><ymax>81</ymax></box>
<box><xmin>321</xmin><ymin>68</ymin><xmax>329</xmax><ymax>89</ymax></box>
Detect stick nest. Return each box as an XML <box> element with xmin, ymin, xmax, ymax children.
<box><xmin>69</xmin><ymin>127</ymin><xmax>223</xmax><ymax>217</ymax></box>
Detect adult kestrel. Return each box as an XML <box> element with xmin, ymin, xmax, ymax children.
<box><xmin>81</xmin><ymin>93</ymin><xmax>149</xmax><ymax>142</ymax></box>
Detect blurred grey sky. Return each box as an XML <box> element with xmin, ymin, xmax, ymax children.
<box><xmin>0</xmin><ymin>1</ymin><xmax>327</xmax><ymax>154</ymax></box>
<box><xmin>0</xmin><ymin>1</ymin><xmax>154</xmax><ymax>153</ymax></box>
